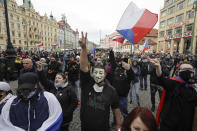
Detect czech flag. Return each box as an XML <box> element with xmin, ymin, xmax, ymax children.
<box><xmin>91</xmin><ymin>48</ymin><xmax>96</xmax><ymax>55</ymax></box>
<box><xmin>116</xmin><ymin>2</ymin><xmax>158</xmax><ymax>44</ymax></box>
<box><xmin>110</xmin><ymin>35</ymin><xmax>125</xmax><ymax>44</ymax></box>
<box><xmin>141</xmin><ymin>40</ymin><xmax>148</xmax><ymax>55</ymax></box>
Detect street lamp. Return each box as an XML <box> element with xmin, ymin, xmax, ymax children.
<box><xmin>191</xmin><ymin>0</ymin><xmax>197</xmax><ymax>54</ymax></box>
<box><xmin>3</xmin><ymin>0</ymin><xmax>17</xmax><ymax>81</ymax></box>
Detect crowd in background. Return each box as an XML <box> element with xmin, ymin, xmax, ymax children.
<box><xmin>0</xmin><ymin>38</ymin><xmax>197</xmax><ymax>131</ymax></box>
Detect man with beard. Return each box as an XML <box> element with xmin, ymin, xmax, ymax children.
<box><xmin>47</xmin><ymin>56</ymin><xmax>61</xmax><ymax>81</ymax></box>
<box><xmin>79</xmin><ymin>32</ymin><xmax>121</xmax><ymax>131</ymax></box>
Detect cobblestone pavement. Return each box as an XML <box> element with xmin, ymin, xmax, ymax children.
<box><xmin>8</xmin><ymin>75</ymin><xmax>160</xmax><ymax>131</ymax></box>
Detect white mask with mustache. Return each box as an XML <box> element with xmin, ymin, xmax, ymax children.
<box><xmin>91</xmin><ymin>68</ymin><xmax>105</xmax><ymax>83</ymax></box>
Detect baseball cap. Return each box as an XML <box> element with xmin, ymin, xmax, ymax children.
<box><xmin>0</xmin><ymin>82</ymin><xmax>11</xmax><ymax>92</ymax></box>
<box><xmin>18</xmin><ymin>73</ymin><xmax>38</xmax><ymax>89</ymax></box>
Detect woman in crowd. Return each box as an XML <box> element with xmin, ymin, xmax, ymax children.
<box><xmin>37</xmin><ymin>61</ymin><xmax>78</xmax><ymax>131</ymax></box>
<box><xmin>120</xmin><ymin>107</ymin><xmax>158</xmax><ymax>131</ymax></box>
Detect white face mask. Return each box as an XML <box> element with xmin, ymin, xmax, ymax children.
<box><xmin>54</xmin><ymin>82</ymin><xmax>63</xmax><ymax>88</ymax></box>
<box><xmin>92</xmin><ymin>68</ymin><xmax>105</xmax><ymax>83</ymax></box>
<box><xmin>93</xmin><ymin>84</ymin><xmax>104</xmax><ymax>92</ymax></box>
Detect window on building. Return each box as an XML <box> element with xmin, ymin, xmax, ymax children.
<box><xmin>13</xmin><ymin>39</ymin><xmax>15</xmax><ymax>44</ymax></box>
<box><xmin>19</xmin><ymin>40</ymin><xmax>21</xmax><ymax>44</ymax></box>
<box><xmin>167</xmin><ymin>17</ymin><xmax>174</xmax><ymax>25</ymax></box>
<box><xmin>159</xmin><ymin>31</ymin><xmax>165</xmax><ymax>37</ymax></box>
<box><xmin>186</xmin><ymin>10</ymin><xmax>194</xmax><ymax>19</ymax></box>
<box><xmin>161</xmin><ymin>10</ymin><xmax>167</xmax><ymax>17</ymax></box>
<box><xmin>18</xmin><ymin>32</ymin><xmax>21</xmax><ymax>37</ymax></box>
<box><xmin>160</xmin><ymin>21</ymin><xmax>166</xmax><ymax>28</ymax></box>
<box><xmin>23</xmin><ymin>25</ymin><xmax>26</xmax><ymax>31</ymax></box>
<box><xmin>11</xmin><ymin>23</ymin><xmax>14</xmax><ymax>28</ymax></box>
<box><xmin>177</xmin><ymin>1</ymin><xmax>185</xmax><ymax>10</ymax></box>
<box><xmin>185</xmin><ymin>24</ymin><xmax>193</xmax><ymax>32</ymax></box>
<box><xmin>17</xmin><ymin>16</ymin><xmax>20</xmax><ymax>22</ymax></box>
<box><xmin>168</xmin><ymin>6</ymin><xmax>175</xmax><ymax>14</ymax></box>
<box><xmin>0</xmin><ymin>22</ymin><xmax>1</xmax><ymax>33</ymax></box>
<box><xmin>176</xmin><ymin>14</ymin><xmax>184</xmax><ymax>22</ymax></box>
<box><xmin>24</xmin><ymin>34</ymin><xmax>27</xmax><ymax>38</ymax></box>
<box><xmin>188</xmin><ymin>0</ymin><xmax>195</xmax><ymax>5</ymax></box>
<box><xmin>165</xmin><ymin>0</ymin><xmax>171</xmax><ymax>7</ymax></box>
<box><xmin>174</xmin><ymin>26</ymin><xmax>182</xmax><ymax>34</ymax></box>
<box><xmin>10</xmin><ymin>14</ymin><xmax>13</xmax><ymax>20</ymax></box>
<box><xmin>17</xmin><ymin>24</ymin><xmax>20</xmax><ymax>30</ymax></box>
<box><xmin>167</xmin><ymin>29</ymin><xmax>173</xmax><ymax>35</ymax></box>
<box><xmin>12</xmin><ymin>31</ymin><xmax>15</xmax><ymax>36</ymax></box>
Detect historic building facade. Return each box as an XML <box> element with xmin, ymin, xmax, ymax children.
<box><xmin>0</xmin><ymin>0</ymin><xmax>59</xmax><ymax>51</ymax></box>
<box><xmin>158</xmin><ymin>0</ymin><xmax>197</xmax><ymax>55</ymax></box>
<box><xmin>57</xmin><ymin>19</ymin><xmax>79</xmax><ymax>50</ymax></box>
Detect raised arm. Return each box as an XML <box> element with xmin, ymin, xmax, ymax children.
<box><xmin>79</xmin><ymin>32</ymin><xmax>88</xmax><ymax>72</ymax></box>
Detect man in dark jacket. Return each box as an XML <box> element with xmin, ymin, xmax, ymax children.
<box><xmin>47</xmin><ymin>56</ymin><xmax>61</xmax><ymax>81</ymax></box>
<box><xmin>0</xmin><ymin>72</ymin><xmax>63</xmax><ymax>131</ymax></box>
<box><xmin>139</xmin><ymin>56</ymin><xmax>149</xmax><ymax>90</ymax></box>
<box><xmin>79</xmin><ymin>32</ymin><xmax>121</xmax><ymax>131</ymax></box>
<box><xmin>19</xmin><ymin>58</ymin><xmax>37</xmax><ymax>76</ymax></box>
<box><xmin>149</xmin><ymin>56</ymin><xmax>163</xmax><ymax>112</ymax></box>
<box><xmin>149</xmin><ymin>58</ymin><xmax>197</xmax><ymax>131</ymax></box>
<box><xmin>109</xmin><ymin>49</ymin><xmax>135</xmax><ymax>118</ymax></box>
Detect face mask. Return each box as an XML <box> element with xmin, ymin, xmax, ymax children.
<box><xmin>17</xmin><ymin>89</ymin><xmax>36</xmax><ymax>100</ymax></box>
<box><xmin>142</xmin><ymin>59</ymin><xmax>148</xmax><ymax>62</ymax></box>
<box><xmin>54</xmin><ymin>82</ymin><xmax>63</xmax><ymax>88</ymax></box>
<box><xmin>93</xmin><ymin>84</ymin><xmax>104</xmax><ymax>92</ymax></box>
<box><xmin>179</xmin><ymin>70</ymin><xmax>195</xmax><ymax>83</ymax></box>
<box><xmin>91</xmin><ymin>68</ymin><xmax>105</xmax><ymax>83</ymax></box>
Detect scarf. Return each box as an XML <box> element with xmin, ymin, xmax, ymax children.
<box><xmin>155</xmin><ymin>76</ymin><xmax>185</xmax><ymax>127</ymax></box>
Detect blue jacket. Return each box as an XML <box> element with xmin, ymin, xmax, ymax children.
<box><xmin>9</xmin><ymin>89</ymin><xmax>49</xmax><ymax>131</ymax></box>
<box><xmin>131</xmin><ymin>65</ymin><xmax>140</xmax><ymax>83</ymax></box>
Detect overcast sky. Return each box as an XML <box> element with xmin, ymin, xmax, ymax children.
<box><xmin>17</xmin><ymin>0</ymin><xmax>164</xmax><ymax>44</ymax></box>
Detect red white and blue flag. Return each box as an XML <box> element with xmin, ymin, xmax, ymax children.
<box><xmin>116</xmin><ymin>2</ymin><xmax>158</xmax><ymax>44</ymax></box>
<box><xmin>141</xmin><ymin>40</ymin><xmax>148</xmax><ymax>55</ymax></box>
<box><xmin>110</xmin><ymin>35</ymin><xmax>125</xmax><ymax>44</ymax></box>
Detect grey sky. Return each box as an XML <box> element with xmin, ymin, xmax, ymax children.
<box><xmin>17</xmin><ymin>0</ymin><xmax>164</xmax><ymax>44</ymax></box>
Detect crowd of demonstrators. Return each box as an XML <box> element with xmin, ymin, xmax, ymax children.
<box><xmin>0</xmin><ymin>32</ymin><xmax>197</xmax><ymax>131</ymax></box>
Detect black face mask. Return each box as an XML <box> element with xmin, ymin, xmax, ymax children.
<box><xmin>17</xmin><ymin>88</ymin><xmax>36</xmax><ymax>100</ymax></box>
<box><xmin>179</xmin><ymin>70</ymin><xmax>195</xmax><ymax>84</ymax></box>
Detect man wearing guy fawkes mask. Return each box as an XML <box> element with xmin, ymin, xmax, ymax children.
<box><xmin>149</xmin><ymin>58</ymin><xmax>197</xmax><ymax>131</ymax></box>
<box><xmin>79</xmin><ymin>32</ymin><xmax>121</xmax><ymax>131</ymax></box>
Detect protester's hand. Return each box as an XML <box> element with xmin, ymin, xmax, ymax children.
<box><xmin>148</xmin><ymin>57</ymin><xmax>160</xmax><ymax>68</ymax></box>
<box><xmin>148</xmin><ymin>57</ymin><xmax>162</xmax><ymax>77</ymax></box>
<box><xmin>36</xmin><ymin>61</ymin><xmax>43</xmax><ymax>71</ymax></box>
<box><xmin>79</xmin><ymin>32</ymin><xmax>87</xmax><ymax>49</ymax></box>
<box><xmin>115</xmin><ymin>124</ymin><xmax>121</xmax><ymax>131</ymax></box>
<box><xmin>122</xmin><ymin>61</ymin><xmax>130</xmax><ymax>70</ymax></box>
